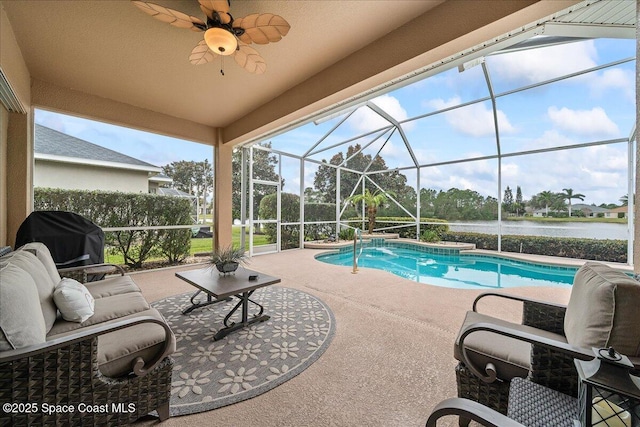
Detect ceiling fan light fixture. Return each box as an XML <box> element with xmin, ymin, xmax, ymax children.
<box><xmin>204</xmin><ymin>27</ymin><xmax>237</xmax><ymax>56</ymax></box>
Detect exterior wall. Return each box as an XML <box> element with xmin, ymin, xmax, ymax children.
<box><xmin>1</xmin><ymin>2</ymin><xmax>32</xmax><ymax>247</ymax></box>
<box><xmin>0</xmin><ymin>104</ymin><xmax>7</xmax><ymax>246</ymax></box>
<box><xmin>34</xmin><ymin>160</ymin><xmax>150</xmax><ymax>193</ymax></box>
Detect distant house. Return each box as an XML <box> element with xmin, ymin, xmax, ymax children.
<box><xmin>34</xmin><ymin>124</ymin><xmax>162</xmax><ymax>193</ymax></box>
<box><xmin>572</xmin><ymin>204</ymin><xmax>609</xmax><ymax>218</ymax></box>
<box><xmin>604</xmin><ymin>206</ymin><xmax>628</xmax><ymax>219</ymax></box>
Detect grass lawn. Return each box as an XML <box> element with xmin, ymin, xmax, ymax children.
<box><xmin>104</xmin><ymin>226</ymin><xmax>272</xmax><ymax>265</ymax></box>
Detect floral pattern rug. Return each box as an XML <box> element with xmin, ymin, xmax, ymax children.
<box><xmin>151</xmin><ymin>285</ymin><xmax>335</xmax><ymax>416</ymax></box>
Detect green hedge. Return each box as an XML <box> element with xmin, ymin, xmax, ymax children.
<box><xmin>348</xmin><ymin>217</ymin><xmax>449</xmax><ymax>239</ymax></box>
<box><xmin>34</xmin><ymin>188</ymin><xmax>193</xmax><ymax>267</ymax></box>
<box><xmin>441</xmin><ymin>231</ymin><xmax>627</xmax><ymax>263</ymax></box>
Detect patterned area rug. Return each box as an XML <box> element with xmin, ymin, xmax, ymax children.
<box><xmin>151</xmin><ymin>286</ymin><xmax>335</xmax><ymax>416</ymax></box>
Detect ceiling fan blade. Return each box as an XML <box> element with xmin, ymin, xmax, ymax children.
<box><xmin>234</xmin><ymin>44</ymin><xmax>266</xmax><ymax>74</ymax></box>
<box><xmin>233</xmin><ymin>13</ymin><xmax>291</xmax><ymax>45</ymax></box>
<box><xmin>189</xmin><ymin>40</ymin><xmax>215</xmax><ymax>65</ymax></box>
<box><xmin>132</xmin><ymin>1</ymin><xmax>205</xmax><ymax>31</ymax></box>
<box><xmin>198</xmin><ymin>0</ymin><xmax>232</xmax><ymax>24</ymax></box>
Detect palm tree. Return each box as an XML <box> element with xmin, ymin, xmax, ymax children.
<box><xmin>346</xmin><ymin>189</ymin><xmax>390</xmax><ymax>234</ymax></box>
<box><xmin>538</xmin><ymin>191</ymin><xmax>555</xmax><ymax>216</ymax></box>
<box><xmin>620</xmin><ymin>195</ymin><xmax>628</xmax><ymax>206</ymax></box>
<box><xmin>561</xmin><ymin>188</ymin><xmax>585</xmax><ymax>217</ymax></box>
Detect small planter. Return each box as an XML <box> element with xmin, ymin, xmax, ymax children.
<box><xmin>216</xmin><ymin>261</ymin><xmax>239</xmax><ymax>274</ymax></box>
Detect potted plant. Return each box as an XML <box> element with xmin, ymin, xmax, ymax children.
<box><xmin>210</xmin><ymin>245</ymin><xmax>248</xmax><ymax>274</ymax></box>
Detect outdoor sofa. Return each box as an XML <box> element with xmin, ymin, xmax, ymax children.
<box><xmin>453</xmin><ymin>261</ymin><xmax>640</xmax><ymax>419</ymax></box>
<box><xmin>0</xmin><ymin>242</ymin><xmax>175</xmax><ymax>425</ymax></box>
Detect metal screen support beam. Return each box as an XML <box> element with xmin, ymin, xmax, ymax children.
<box><xmin>336</xmin><ymin>168</ymin><xmax>341</xmax><ymax>237</ymax></box>
<box><xmin>300</xmin><ymin>158</ymin><xmax>305</xmax><ymax>249</ymax></box>
<box><xmin>248</xmin><ymin>147</ymin><xmax>254</xmax><ymax>257</ymax></box>
<box><xmin>483</xmin><ymin>62</ymin><xmax>502</xmax><ymax>252</ymax></box>
<box><xmin>416</xmin><ymin>167</ymin><xmax>421</xmax><ymax>240</ymax></box>
<box><xmin>240</xmin><ymin>148</ymin><xmax>247</xmax><ymax>251</ymax></box>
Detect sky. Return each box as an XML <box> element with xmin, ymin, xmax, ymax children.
<box><xmin>35</xmin><ymin>37</ymin><xmax>636</xmax><ymax>207</ymax></box>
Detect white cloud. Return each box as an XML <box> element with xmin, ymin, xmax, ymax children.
<box><xmin>427</xmin><ymin>96</ymin><xmax>515</xmax><ymax>137</ymax></box>
<box><xmin>589</xmin><ymin>68</ymin><xmax>635</xmax><ymax>102</ymax></box>
<box><xmin>348</xmin><ymin>94</ymin><xmax>413</xmax><ymax>133</ymax></box>
<box><xmin>547</xmin><ymin>106</ymin><xmax>619</xmax><ymax>137</ymax></box>
<box><xmin>489</xmin><ymin>40</ymin><xmax>597</xmax><ymax>85</ymax></box>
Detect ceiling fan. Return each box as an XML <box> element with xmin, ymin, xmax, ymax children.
<box><xmin>132</xmin><ymin>0</ymin><xmax>290</xmax><ymax>74</ymax></box>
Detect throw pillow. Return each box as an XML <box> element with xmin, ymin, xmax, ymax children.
<box><xmin>53</xmin><ymin>278</ymin><xmax>96</xmax><ymax>323</ymax></box>
<box><xmin>0</xmin><ymin>263</ymin><xmax>47</xmax><ymax>350</ymax></box>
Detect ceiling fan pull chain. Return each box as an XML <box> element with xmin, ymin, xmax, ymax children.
<box><xmin>220</xmin><ymin>55</ymin><xmax>225</xmax><ymax>76</ymax></box>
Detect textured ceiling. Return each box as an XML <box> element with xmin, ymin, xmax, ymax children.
<box><xmin>3</xmin><ymin>0</ymin><xmax>442</xmax><ymax>128</ymax></box>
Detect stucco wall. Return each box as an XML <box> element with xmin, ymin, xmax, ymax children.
<box><xmin>35</xmin><ymin>160</ymin><xmax>150</xmax><ymax>193</ymax></box>
<box><xmin>0</xmin><ymin>105</ymin><xmax>7</xmax><ymax>246</ymax></box>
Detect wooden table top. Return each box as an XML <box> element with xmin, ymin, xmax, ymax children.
<box><xmin>175</xmin><ymin>267</ymin><xmax>281</xmax><ymax>300</ymax></box>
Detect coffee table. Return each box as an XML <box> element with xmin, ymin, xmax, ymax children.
<box><xmin>175</xmin><ymin>267</ymin><xmax>281</xmax><ymax>341</ymax></box>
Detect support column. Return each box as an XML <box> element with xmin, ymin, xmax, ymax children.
<box><xmin>214</xmin><ymin>135</ymin><xmax>233</xmax><ymax>250</ymax></box>
<box><xmin>634</xmin><ymin>0</ymin><xmax>640</xmax><ymax>273</ymax></box>
<box><xmin>6</xmin><ymin>111</ymin><xmax>32</xmax><ymax>248</ymax></box>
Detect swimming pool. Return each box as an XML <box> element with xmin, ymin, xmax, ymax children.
<box><xmin>315</xmin><ymin>245</ymin><xmax>577</xmax><ymax>289</ymax></box>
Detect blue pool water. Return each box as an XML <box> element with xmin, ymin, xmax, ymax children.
<box><xmin>316</xmin><ymin>246</ymin><xmax>577</xmax><ymax>289</ymax></box>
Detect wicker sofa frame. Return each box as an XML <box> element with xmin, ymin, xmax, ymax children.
<box><xmin>455</xmin><ymin>292</ymin><xmax>595</xmax><ymax>415</ymax></box>
<box><xmin>0</xmin><ymin>255</ymin><xmax>174</xmax><ymax>426</ymax></box>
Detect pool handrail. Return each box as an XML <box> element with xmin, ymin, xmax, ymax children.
<box><xmin>352</xmin><ymin>228</ymin><xmax>363</xmax><ymax>274</ymax></box>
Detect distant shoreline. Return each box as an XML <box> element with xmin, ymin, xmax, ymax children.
<box><xmin>504</xmin><ymin>217</ymin><xmax>626</xmax><ymax>224</ymax></box>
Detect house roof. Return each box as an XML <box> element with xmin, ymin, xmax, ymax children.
<box><xmin>572</xmin><ymin>204</ymin><xmax>609</xmax><ymax>213</ymax></box>
<box><xmin>155</xmin><ymin>187</ymin><xmax>196</xmax><ymax>199</ymax></box>
<box><xmin>608</xmin><ymin>206</ymin><xmax>629</xmax><ymax>213</ymax></box>
<box><xmin>34</xmin><ymin>124</ymin><xmax>161</xmax><ymax>173</ymax></box>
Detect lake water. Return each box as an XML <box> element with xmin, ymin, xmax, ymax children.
<box><xmin>447</xmin><ymin>220</ymin><xmax>628</xmax><ymax>240</ymax></box>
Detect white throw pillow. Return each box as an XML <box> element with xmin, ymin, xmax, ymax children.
<box><xmin>53</xmin><ymin>278</ymin><xmax>95</xmax><ymax>323</ymax></box>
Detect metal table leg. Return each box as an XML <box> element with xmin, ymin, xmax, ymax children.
<box><xmin>213</xmin><ymin>290</ymin><xmax>270</xmax><ymax>341</ymax></box>
<box><xmin>182</xmin><ymin>290</ymin><xmax>231</xmax><ymax>315</ymax></box>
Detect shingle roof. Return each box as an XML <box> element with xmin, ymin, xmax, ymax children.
<box><xmin>34</xmin><ymin>124</ymin><xmax>159</xmax><ymax>169</ymax></box>
<box><xmin>156</xmin><ymin>187</ymin><xmax>196</xmax><ymax>198</ymax></box>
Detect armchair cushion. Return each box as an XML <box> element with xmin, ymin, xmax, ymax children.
<box><xmin>565</xmin><ymin>262</ymin><xmax>640</xmax><ymax>356</ymax></box>
<box><xmin>455</xmin><ymin>311</ymin><xmax>567</xmax><ymax>380</ymax></box>
<box><xmin>0</xmin><ymin>263</ymin><xmax>47</xmax><ymax>350</ymax></box>
<box><xmin>85</xmin><ymin>275</ymin><xmax>141</xmax><ymax>299</ymax></box>
<box><xmin>53</xmin><ymin>278</ymin><xmax>95</xmax><ymax>323</ymax></box>
<box><xmin>0</xmin><ymin>250</ymin><xmax>58</xmax><ymax>332</ymax></box>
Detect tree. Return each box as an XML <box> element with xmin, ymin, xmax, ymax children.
<box><xmin>561</xmin><ymin>188</ymin><xmax>585</xmax><ymax>217</ymax></box>
<box><xmin>231</xmin><ymin>143</ymin><xmax>282</xmax><ymax>221</ymax></box>
<box><xmin>313</xmin><ymin>144</ymin><xmax>409</xmax><ymax>205</ymax></box>
<box><xmin>537</xmin><ymin>190</ymin><xmax>556</xmax><ymax>216</ymax></box>
<box><xmin>162</xmin><ymin>159</ymin><xmax>213</xmax><ymax>217</ymax></box>
<box><xmin>515</xmin><ymin>186</ymin><xmax>523</xmax><ymax>216</ymax></box>
<box><xmin>620</xmin><ymin>195</ymin><xmax>629</xmax><ymax>206</ymax></box>
<box><xmin>346</xmin><ymin>189</ymin><xmax>390</xmax><ymax>234</ymax></box>
<box><xmin>503</xmin><ymin>186</ymin><xmax>513</xmax><ymax>214</ymax></box>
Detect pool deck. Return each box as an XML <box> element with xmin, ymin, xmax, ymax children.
<box><xmin>128</xmin><ymin>246</ymin><xmax>613</xmax><ymax>427</ymax></box>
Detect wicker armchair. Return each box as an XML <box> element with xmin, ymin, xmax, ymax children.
<box><xmin>0</xmin><ymin>316</ymin><xmax>174</xmax><ymax>426</ymax></box>
<box><xmin>454</xmin><ymin>262</ymin><xmax>640</xmax><ymax>421</ymax></box>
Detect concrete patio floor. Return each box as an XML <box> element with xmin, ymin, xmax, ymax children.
<box><xmin>132</xmin><ymin>248</ymin><xmax>574</xmax><ymax>427</ymax></box>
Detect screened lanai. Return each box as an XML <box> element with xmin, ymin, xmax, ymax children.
<box><xmin>236</xmin><ymin>2</ymin><xmax>637</xmax><ymax>261</ymax></box>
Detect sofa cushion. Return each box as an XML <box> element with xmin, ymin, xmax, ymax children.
<box><xmin>53</xmin><ymin>278</ymin><xmax>96</xmax><ymax>323</ymax></box>
<box><xmin>0</xmin><ymin>263</ymin><xmax>47</xmax><ymax>350</ymax></box>
<box><xmin>19</xmin><ymin>242</ymin><xmax>62</xmax><ymax>284</ymax></box>
<box><xmin>0</xmin><ymin>250</ymin><xmax>58</xmax><ymax>333</ymax></box>
<box><xmin>96</xmin><ymin>308</ymin><xmax>176</xmax><ymax>378</ymax></box>
<box><xmin>47</xmin><ymin>291</ymin><xmax>150</xmax><ymax>336</ymax></box>
<box><xmin>454</xmin><ymin>310</ymin><xmax>567</xmax><ymax>380</ymax></box>
<box><xmin>85</xmin><ymin>275</ymin><xmax>141</xmax><ymax>299</ymax></box>
<box><xmin>565</xmin><ymin>262</ymin><xmax>640</xmax><ymax>356</ymax></box>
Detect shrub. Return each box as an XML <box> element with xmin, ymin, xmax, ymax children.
<box><xmin>34</xmin><ymin>188</ymin><xmax>193</xmax><ymax>267</ymax></box>
<box><xmin>440</xmin><ymin>231</ymin><xmax>627</xmax><ymax>263</ymax></box>
<box><xmin>420</xmin><ymin>229</ymin><xmax>441</xmax><ymax>243</ymax></box>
